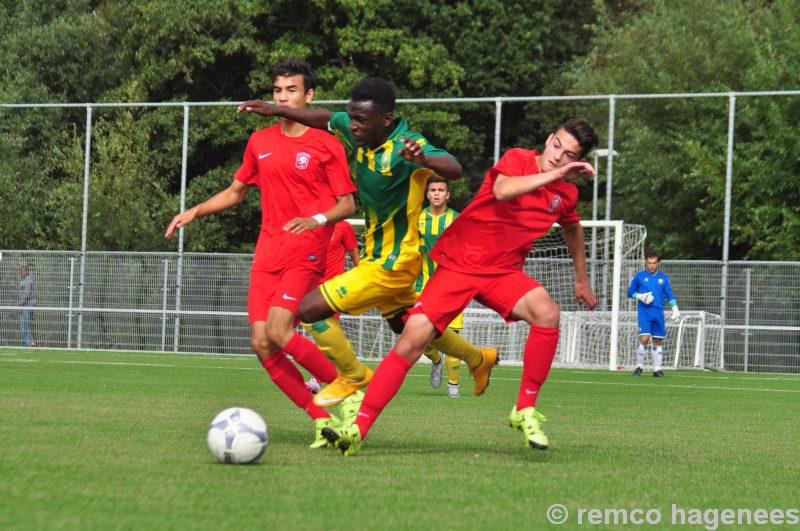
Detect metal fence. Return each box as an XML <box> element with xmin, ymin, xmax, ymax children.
<box><xmin>2</xmin><ymin>250</ymin><xmax>797</xmax><ymax>373</ymax></box>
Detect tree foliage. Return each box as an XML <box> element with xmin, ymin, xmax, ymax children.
<box><xmin>1</xmin><ymin>0</ymin><xmax>798</xmax><ymax>260</ymax></box>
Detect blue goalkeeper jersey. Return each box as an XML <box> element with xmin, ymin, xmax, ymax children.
<box><xmin>627</xmin><ymin>270</ymin><xmax>676</xmax><ymax>310</ymax></box>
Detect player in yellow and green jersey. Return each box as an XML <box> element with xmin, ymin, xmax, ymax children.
<box><xmin>417</xmin><ymin>176</ymin><xmax>464</xmax><ymax>398</ymax></box>
<box><xmin>238</xmin><ymin>77</ymin><xmax>497</xmax><ymax>409</ymax></box>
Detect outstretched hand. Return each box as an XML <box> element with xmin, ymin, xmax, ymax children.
<box><xmin>397</xmin><ymin>137</ymin><xmax>427</xmax><ymax>165</ymax></box>
<box><xmin>165</xmin><ymin>208</ymin><xmax>198</xmax><ymax>239</ymax></box>
<box><xmin>236</xmin><ymin>100</ymin><xmax>279</xmax><ymax>116</ymax></box>
<box><xmin>557</xmin><ymin>161</ymin><xmax>595</xmax><ymax>181</ymax></box>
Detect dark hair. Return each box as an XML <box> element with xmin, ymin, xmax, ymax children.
<box><xmin>350</xmin><ymin>78</ymin><xmax>396</xmax><ymax>114</ymax></box>
<box><xmin>426</xmin><ymin>175</ymin><xmax>449</xmax><ymax>192</ymax></box>
<box><xmin>645</xmin><ymin>251</ymin><xmax>661</xmax><ymax>261</ymax></box>
<box><xmin>272</xmin><ymin>59</ymin><xmax>316</xmax><ymax>93</ymax></box>
<box><xmin>560</xmin><ymin>118</ymin><xmax>599</xmax><ymax>158</ymax></box>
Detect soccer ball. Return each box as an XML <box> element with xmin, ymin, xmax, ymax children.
<box><xmin>207</xmin><ymin>407</ymin><xmax>269</xmax><ymax>464</ymax></box>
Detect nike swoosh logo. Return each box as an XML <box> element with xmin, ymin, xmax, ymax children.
<box><xmin>524</xmin><ymin>389</ymin><xmax>539</xmax><ymax>395</ymax></box>
<box><xmin>258</xmin><ymin>153</ymin><xmax>272</xmax><ymax>159</ymax></box>
<box><xmin>282</xmin><ymin>294</ymin><xmax>298</xmax><ymax>301</ymax></box>
<box><xmin>314</xmin><ymin>395</ymin><xmax>345</xmax><ymax>406</ymax></box>
<box><xmin>356</xmin><ymin>412</ymin><xmax>370</xmax><ymax>418</ymax></box>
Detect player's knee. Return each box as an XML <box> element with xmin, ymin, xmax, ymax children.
<box><xmin>265</xmin><ymin>322</ymin><xmax>292</xmax><ymax>348</ymax></box>
<box><xmin>250</xmin><ymin>335</ymin><xmax>269</xmax><ymax>355</ymax></box>
<box><xmin>532</xmin><ymin>300</ymin><xmax>560</xmax><ymax>328</ymax></box>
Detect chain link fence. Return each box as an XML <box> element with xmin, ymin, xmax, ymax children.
<box><xmin>2</xmin><ymin>250</ymin><xmax>797</xmax><ymax>373</ymax></box>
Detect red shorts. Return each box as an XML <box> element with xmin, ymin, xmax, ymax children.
<box><xmin>409</xmin><ymin>265</ymin><xmax>542</xmax><ymax>333</ymax></box>
<box><xmin>248</xmin><ymin>266</ymin><xmax>321</xmax><ymax>325</ymax></box>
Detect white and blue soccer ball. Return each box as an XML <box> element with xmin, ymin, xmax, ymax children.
<box><xmin>207</xmin><ymin>407</ymin><xmax>268</xmax><ymax>464</ymax></box>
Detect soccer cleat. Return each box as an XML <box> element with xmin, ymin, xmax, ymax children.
<box><xmin>305</xmin><ymin>377</ymin><xmax>322</xmax><ymax>394</ymax></box>
<box><xmin>470</xmin><ymin>347</ymin><xmax>498</xmax><ymax>396</ymax></box>
<box><xmin>653</xmin><ymin>369</ymin><xmax>665</xmax><ymax>378</ymax></box>
<box><xmin>322</xmin><ymin>423</ymin><xmax>363</xmax><ymax>456</ymax></box>
<box><xmin>309</xmin><ymin>415</ymin><xmax>340</xmax><ymax>449</ymax></box>
<box><xmin>509</xmin><ymin>406</ymin><xmax>549</xmax><ymax>450</ymax></box>
<box><xmin>632</xmin><ymin>367</ymin><xmax>643</xmax><ymax>377</ymax></box>
<box><xmin>339</xmin><ymin>390</ymin><xmax>364</xmax><ymax>426</ymax></box>
<box><xmin>447</xmin><ymin>383</ymin><xmax>460</xmax><ymax>398</ymax></box>
<box><xmin>313</xmin><ymin>366</ymin><xmax>373</xmax><ymax>408</ymax></box>
<box><xmin>430</xmin><ymin>357</ymin><xmax>444</xmax><ymax>389</ymax></box>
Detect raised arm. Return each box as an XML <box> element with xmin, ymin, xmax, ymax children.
<box><xmin>493</xmin><ymin>161</ymin><xmax>594</xmax><ymax>201</ymax></box>
<box><xmin>397</xmin><ymin>138</ymin><xmax>462</xmax><ymax>181</ymax></box>
<box><xmin>236</xmin><ymin>100</ymin><xmax>333</xmax><ymax>131</ymax></box>
<box><xmin>165</xmin><ymin>179</ymin><xmax>249</xmax><ymax>239</ymax></box>
<box><xmin>562</xmin><ymin>221</ymin><xmax>597</xmax><ymax>310</ymax></box>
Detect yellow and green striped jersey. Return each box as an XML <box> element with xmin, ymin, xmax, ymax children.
<box><xmin>328</xmin><ymin>111</ymin><xmax>456</xmax><ymax>272</ymax></box>
<box><xmin>415</xmin><ymin>207</ymin><xmax>459</xmax><ymax>292</ymax></box>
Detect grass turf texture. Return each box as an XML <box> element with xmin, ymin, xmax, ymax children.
<box><xmin>1</xmin><ymin>348</ymin><xmax>798</xmax><ymax>530</ymax></box>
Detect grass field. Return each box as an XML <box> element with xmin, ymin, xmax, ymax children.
<box><xmin>1</xmin><ymin>348</ymin><xmax>798</xmax><ymax>530</ymax></box>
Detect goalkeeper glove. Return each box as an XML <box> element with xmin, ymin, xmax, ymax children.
<box><xmin>635</xmin><ymin>292</ymin><xmax>654</xmax><ymax>305</ymax></box>
<box><xmin>670</xmin><ymin>306</ymin><xmax>681</xmax><ymax>322</ymax></box>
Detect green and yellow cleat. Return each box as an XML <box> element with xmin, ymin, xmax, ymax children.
<box><xmin>509</xmin><ymin>406</ymin><xmax>549</xmax><ymax>450</ymax></box>
<box><xmin>339</xmin><ymin>390</ymin><xmax>364</xmax><ymax>426</ymax></box>
<box><xmin>309</xmin><ymin>414</ymin><xmax>340</xmax><ymax>449</ymax></box>
<box><xmin>321</xmin><ymin>423</ymin><xmax>363</xmax><ymax>456</ymax></box>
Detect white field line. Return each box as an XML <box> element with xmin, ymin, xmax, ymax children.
<box><xmin>2</xmin><ymin>357</ymin><xmax>799</xmax><ymax>393</ymax></box>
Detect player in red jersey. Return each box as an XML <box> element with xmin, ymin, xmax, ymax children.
<box><xmin>322</xmin><ymin>118</ymin><xmax>600</xmax><ymax>455</ymax></box>
<box><xmin>165</xmin><ymin>60</ymin><xmax>357</xmax><ymax>448</ymax></box>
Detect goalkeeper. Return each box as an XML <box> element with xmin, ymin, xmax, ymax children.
<box><xmin>627</xmin><ymin>251</ymin><xmax>680</xmax><ymax>377</ymax></box>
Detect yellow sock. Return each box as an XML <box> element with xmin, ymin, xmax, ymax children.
<box><xmin>424</xmin><ymin>346</ymin><xmax>442</xmax><ymax>365</ymax></box>
<box><xmin>445</xmin><ymin>355</ymin><xmax>461</xmax><ymax>384</ymax></box>
<box><xmin>301</xmin><ymin>317</ymin><xmax>365</xmax><ymax>381</ymax></box>
<box><xmin>430</xmin><ymin>328</ymin><xmax>481</xmax><ymax>370</ymax></box>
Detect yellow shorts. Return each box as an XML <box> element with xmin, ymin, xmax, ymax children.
<box><xmin>416</xmin><ymin>291</ymin><xmax>463</xmax><ymax>330</ymax></box>
<box><xmin>321</xmin><ymin>260</ymin><xmax>419</xmax><ymax>318</ymax></box>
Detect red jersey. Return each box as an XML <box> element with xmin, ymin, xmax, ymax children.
<box><xmin>234</xmin><ymin>124</ymin><xmax>355</xmax><ymax>273</ymax></box>
<box><xmin>322</xmin><ymin>221</ymin><xmax>358</xmax><ymax>283</ymax></box>
<box><xmin>430</xmin><ymin>148</ymin><xmax>581</xmax><ymax>275</ymax></box>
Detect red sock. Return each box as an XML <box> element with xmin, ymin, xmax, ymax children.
<box><xmin>261</xmin><ymin>353</ymin><xmax>329</xmax><ymax>420</ymax></box>
<box><xmin>284</xmin><ymin>332</ymin><xmax>337</xmax><ymax>384</ymax></box>
<box><xmin>516</xmin><ymin>326</ymin><xmax>560</xmax><ymax>410</ymax></box>
<box><xmin>355</xmin><ymin>350</ymin><xmax>413</xmax><ymax>438</ymax></box>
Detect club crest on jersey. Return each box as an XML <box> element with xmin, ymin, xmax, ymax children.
<box><xmin>658</xmin><ymin>278</ymin><xmax>664</xmax><ymax>284</ymax></box>
<box><xmin>295</xmin><ymin>152</ymin><xmax>311</xmax><ymax>170</ymax></box>
<box><xmin>381</xmin><ymin>150</ymin><xmax>392</xmax><ymax>172</ymax></box>
<box><xmin>548</xmin><ymin>195</ymin><xmax>562</xmax><ymax>213</ymax></box>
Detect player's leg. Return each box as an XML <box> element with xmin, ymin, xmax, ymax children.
<box><xmin>384</xmin><ymin>273</ymin><xmax>495</xmax><ymax>396</ymax></box>
<box><xmin>302</xmin><ymin>264</ymin><xmax>389</xmax><ymax>407</ymax></box>
<box><xmin>248</xmin><ymin>271</ymin><xmax>337</xmax><ymax>448</ymax></box>
<box><xmin>445</xmin><ymin>317</ymin><xmax>464</xmax><ymax>397</ymax></box>
<box><xmin>324</xmin><ymin>266</ymin><xmax>476</xmax><ymax>455</ymax></box>
<box><xmin>268</xmin><ymin>268</ymin><xmax>338</xmax><ymax>385</ymax></box>
<box><xmin>479</xmin><ymin>272</ymin><xmax>554</xmax><ymax>449</ymax></box>
<box><xmin>651</xmin><ymin>314</ymin><xmax>667</xmax><ymax>377</ymax></box>
<box><xmin>323</xmin><ymin>312</ymin><xmax>439</xmax><ymax>456</ymax></box>
<box><xmin>634</xmin><ymin>309</ymin><xmax>652</xmax><ymax>376</ymax></box>
<box><xmin>301</xmin><ymin>317</ymin><xmax>366</xmax><ymax>383</ymax></box>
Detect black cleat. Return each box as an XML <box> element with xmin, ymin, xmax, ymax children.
<box><xmin>653</xmin><ymin>370</ymin><xmax>664</xmax><ymax>378</ymax></box>
<box><xmin>632</xmin><ymin>367</ymin><xmax>643</xmax><ymax>376</ymax></box>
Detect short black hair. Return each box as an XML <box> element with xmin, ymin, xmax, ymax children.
<box><xmin>272</xmin><ymin>59</ymin><xmax>316</xmax><ymax>93</ymax></box>
<box><xmin>350</xmin><ymin>78</ymin><xmax>396</xmax><ymax>114</ymax></box>
<box><xmin>645</xmin><ymin>251</ymin><xmax>661</xmax><ymax>261</ymax></box>
<box><xmin>559</xmin><ymin>118</ymin><xmax>599</xmax><ymax>158</ymax></box>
